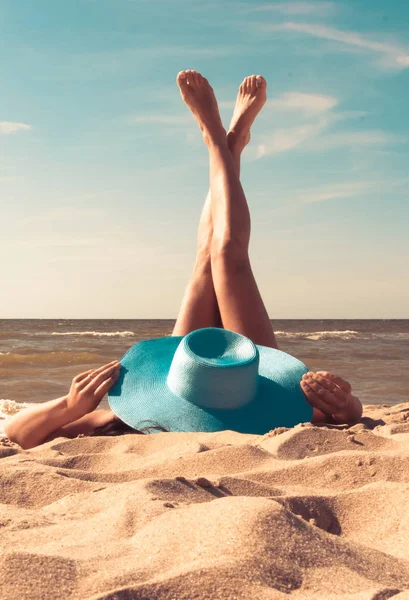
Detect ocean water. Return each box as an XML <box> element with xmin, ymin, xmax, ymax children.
<box><xmin>1</xmin><ymin>319</ymin><xmax>408</xmax><ymax>434</ymax></box>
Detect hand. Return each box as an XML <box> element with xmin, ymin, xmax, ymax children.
<box><xmin>300</xmin><ymin>371</ymin><xmax>361</xmax><ymax>424</ymax></box>
<box><xmin>66</xmin><ymin>361</ymin><xmax>121</xmax><ymax>419</ymax></box>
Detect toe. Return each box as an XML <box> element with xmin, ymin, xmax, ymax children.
<box><xmin>256</xmin><ymin>75</ymin><xmax>267</xmax><ymax>88</ymax></box>
<box><xmin>244</xmin><ymin>76</ymin><xmax>251</xmax><ymax>93</ymax></box>
<box><xmin>176</xmin><ymin>71</ymin><xmax>188</xmax><ymax>86</ymax></box>
<box><xmin>191</xmin><ymin>70</ymin><xmax>202</xmax><ymax>87</ymax></box>
<box><xmin>185</xmin><ymin>69</ymin><xmax>195</xmax><ymax>86</ymax></box>
<box><xmin>250</xmin><ymin>75</ymin><xmax>257</xmax><ymax>92</ymax></box>
<box><xmin>239</xmin><ymin>78</ymin><xmax>247</xmax><ymax>93</ymax></box>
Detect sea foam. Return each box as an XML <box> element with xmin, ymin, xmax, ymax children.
<box><xmin>275</xmin><ymin>330</ymin><xmax>360</xmax><ymax>341</ymax></box>
<box><xmin>0</xmin><ymin>399</ymin><xmax>33</xmax><ymax>437</ymax></box>
<box><xmin>51</xmin><ymin>331</ymin><xmax>135</xmax><ymax>337</ymax></box>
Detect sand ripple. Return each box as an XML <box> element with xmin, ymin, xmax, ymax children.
<box><xmin>1</xmin><ymin>403</ymin><xmax>409</xmax><ymax>599</ymax></box>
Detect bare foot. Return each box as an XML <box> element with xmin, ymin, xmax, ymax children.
<box><xmin>227</xmin><ymin>75</ymin><xmax>267</xmax><ymax>153</ymax></box>
<box><xmin>176</xmin><ymin>70</ymin><xmax>226</xmax><ymax>144</ymax></box>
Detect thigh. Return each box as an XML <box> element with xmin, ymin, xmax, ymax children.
<box><xmin>211</xmin><ymin>255</ymin><xmax>278</xmax><ymax>349</ymax></box>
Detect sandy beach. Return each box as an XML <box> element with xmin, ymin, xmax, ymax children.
<box><xmin>1</xmin><ymin>402</ymin><xmax>409</xmax><ymax>599</ymax></box>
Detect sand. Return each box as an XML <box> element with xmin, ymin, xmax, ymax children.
<box><xmin>1</xmin><ymin>403</ymin><xmax>409</xmax><ymax>600</ymax></box>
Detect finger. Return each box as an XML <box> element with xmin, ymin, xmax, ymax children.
<box><xmin>310</xmin><ymin>373</ymin><xmax>346</xmax><ymax>400</ymax></box>
<box><xmin>82</xmin><ymin>363</ymin><xmax>121</xmax><ymax>393</ymax></box>
<box><xmin>304</xmin><ymin>376</ymin><xmax>347</xmax><ymax>410</ymax></box>
<box><xmin>74</xmin><ymin>369</ymin><xmax>95</xmax><ymax>383</ymax></box>
<box><xmin>90</xmin><ymin>360</ymin><xmax>120</xmax><ymax>377</ymax></box>
<box><xmin>76</xmin><ymin>361</ymin><xmax>120</xmax><ymax>390</ymax></box>
<box><xmin>94</xmin><ymin>370</ymin><xmax>121</xmax><ymax>398</ymax></box>
<box><xmin>315</xmin><ymin>383</ymin><xmax>345</xmax><ymax>410</ymax></box>
<box><xmin>300</xmin><ymin>380</ymin><xmax>335</xmax><ymax>414</ymax></box>
<box><xmin>316</xmin><ymin>371</ymin><xmax>352</xmax><ymax>394</ymax></box>
<box><xmin>303</xmin><ymin>372</ymin><xmax>348</xmax><ymax>403</ymax></box>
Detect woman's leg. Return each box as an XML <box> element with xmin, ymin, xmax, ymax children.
<box><xmin>173</xmin><ymin>76</ymin><xmax>250</xmax><ymax>337</ymax></box>
<box><xmin>176</xmin><ymin>70</ymin><xmax>278</xmax><ymax>349</ymax></box>
<box><xmin>172</xmin><ymin>141</ymin><xmax>245</xmax><ymax>336</ymax></box>
<box><xmin>172</xmin><ymin>189</ymin><xmax>221</xmax><ymax>336</ymax></box>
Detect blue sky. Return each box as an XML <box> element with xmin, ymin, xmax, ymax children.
<box><xmin>1</xmin><ymin>0</ymin><xmax>408</xmax><ymax>319</ymax></box>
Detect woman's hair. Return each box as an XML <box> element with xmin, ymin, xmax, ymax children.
<box><xmin>88</xmin><ymin>414</ymin><xmax>169</xmax><ymax>437</ymax></box>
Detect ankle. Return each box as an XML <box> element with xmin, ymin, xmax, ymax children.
<box><xmin>226</xmin><ymin>130</ymin><xmax>247</xmax><ymax>155</ymax></box>
<box><xmin>202</xmin><ymin>125</ymin><xmax>228</xmax><ymax>149</ymax></box>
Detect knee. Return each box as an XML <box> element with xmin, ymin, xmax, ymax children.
<box><xmin>211</xmin><ymin>238</ymin><xmax>250</xmax><ymax>272</ymax></box>
<box><xmin>196</xmin><ymin>229</ymin><xmax>213</xmax><ymax>261</ymax></box>
<box><xmin>193</xmin><ymin>251</ymin><xmax>212</xmax><ymax>276</ymax></box>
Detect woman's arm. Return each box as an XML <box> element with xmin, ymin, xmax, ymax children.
<box><xmin>4</xmin><ymin>395</ymin><xmax>81</xmax><ymax>450</ymax></box>
<box><xmin>4</xmin><ymin>360</ymin><xmax>121</xmax><ymax>450</ymax></box>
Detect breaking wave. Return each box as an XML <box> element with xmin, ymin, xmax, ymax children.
<box><xmin>0</xmin><ymin>351</ymin><xmax>103</xmax><ymax>367</ymax></box>
<box><xmin>51</xmin><ymin>331</ymin><xmax>135</xmax><ymax>337</ymax></box>
<box><xmin>275</xmin><ymin>330</ymin><xmax>360</xmax><ymax>341</ymax></box>
<box><xmin>0</xmin><ymin>399</ymin><xmax>34</xmax><ymax>437</ymax></box>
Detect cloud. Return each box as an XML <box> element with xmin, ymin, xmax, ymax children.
<box><xmin>220</xmin><ymin>92</ymin><xmax>338</xmax><ymax>113</ymax></box>
<box><xmin>131</xmin><ymin>114</ymin><xmax>191</xmax><ymax>126</ymax></box>
<box><xmin>292</xmin><ymin>180</ymin><xmax>380</xmax><ymax>204</ymax></box>
<box><xmin>272</xmin><ymin>177</ymin><xmax>409</xmax><ymax>210</ymax></box>
<box><xmin>308</xmin><ymin>130</ymin><xmax>405</xmax><ymax>151</ymax></box>
<box><xmin>31</xmin><ymin>45</ymin><xmax>243</xmax><ymax>83</ymax></box>
<box><xmin>269</xmin><ymin>92</ymin><xmax>338</xmax><ymax>112</ymax></box>
<box><xmin>266</xmin><ymin>22</ymin><xmax>409</xmax><ymax>69</ymax></box>
<box><xmin>44</xmin><ymin>207</ymin><xmax>107</xmax><ymax>219</ymax></box>
<box><xmin>396</xmin><ymin>55</ymin><xmax>409</xmax><ymax>67</ymax></box>
<box><xmin>20</xmin><ymin>207</ymin><xmax>109</xmax><ymax>226</ymax></box>
<box><xmin>246</xmin><ymin>2</ymin><xmax>336</xmax><ymax>16</ymax></box>
<box><xmin>254</xmin><ymin>119</ymin><xmax>404</xmax><ymax>158</ymax></box>
<box><xmin>0</xmin><ymin>122</ymin><xmax>32</xmax><ymax>135</ymax></box>
<box><xmin>255</xmin><ymin>118</ymin><xmax>329</xmax><ymax>157</ymax></box>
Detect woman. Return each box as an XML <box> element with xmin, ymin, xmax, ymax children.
<box><xmin>5</xmin><ymin>71</ymin><xmax>362</xmax><ymax>450</ymax></box>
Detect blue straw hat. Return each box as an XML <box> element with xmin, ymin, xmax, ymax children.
<box><xmin>108</xmin><ymin>327</ymin><xmax>312</xmax><ymax>435</ymax></box>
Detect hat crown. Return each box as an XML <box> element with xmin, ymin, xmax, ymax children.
<box><xmin>166</xmin><ymin>328</ymin><xmax>259</xmax><ymax>409</ymax></box>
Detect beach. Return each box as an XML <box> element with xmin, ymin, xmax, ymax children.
<box><xmin>1</xmin><ymin>401</ymin><xmax>409</xmax><ymax>599</ymax></box>
<box><xmin>1</xmin><ymin>320</ymin><xmax>409</xmax><ymax>598</ymax></box>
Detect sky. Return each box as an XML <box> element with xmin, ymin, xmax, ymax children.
<box><xmin>1</xmin><ymin>0</ymin><xmax>408</xmax><ymax>319</ymax></box>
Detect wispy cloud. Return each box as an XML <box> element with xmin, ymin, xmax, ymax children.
<box><xmin>30</xmin><ymin>45</ymin><xmax>243</xmax><ymax>83</ymax></box>
<box><xmin>254</xmin><ymin>119</ymin><xmax>404</xmax><ymax>158</ymax></box>
<box><xmin>0</xmin><ymin>122</ymin><xmax>32</xmax><ymax>135</ymax></box>
<box><xmin>308</xmin><ymin>130</ymin><xmax>405</xmax><ymax>151</ymax></box>
<box><xmin>292</xmin><ymin>180</ymin><xmax>380</xmax><ymax>204</ymax></box>
<box><xmin>219</xmin><ymin>92</ymin><xmax>338</xmax><ymax>113</ymax></box>
<box><xmin>272</xmin><ymin>177</ymin><xmax>409</xmax><ymax>209</ymax></box>
<box><xmin>21</xmin><ymin>207</ymin><xmax>108</xmax><ymax>226</ymax></box>
<box><xmin>265</xmin><ymin>22</ymin><xmax>409</xmax><ymax>69</ymax></box>
<box><xmin>269</xmin><ymin>92</ymin><xmax>338</xmax><ymax>112</ymax></box>
<box><xmin>246</xmin><ymin>2</ymin><xmax>336</xmax><ymax>16</ymax></box>
<box><xmin>131</xmin><ymin>114</ymin><xmax>191</xmax><ymax>126</ymax></box>
<box><xmin>255</xmin><ymin>119</ymin><xmax>328</xmax><ymax>157</ymax></box>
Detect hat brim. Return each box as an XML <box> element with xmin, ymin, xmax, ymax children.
<box><xmin>108</xmin><ymin>336</ymin><xmax>313</xmax><ymax>435</ymax></box>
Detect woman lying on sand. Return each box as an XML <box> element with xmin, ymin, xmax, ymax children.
<box><xmin>5</xmin><ymin>71</ymin><xmax>362</xmax><ymax>449</ymax></box>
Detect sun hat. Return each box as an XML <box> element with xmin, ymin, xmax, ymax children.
<box><xmin>108</xmin><ymin>327</ymin><xmax>313</xmax><ymax>435</ymax></box>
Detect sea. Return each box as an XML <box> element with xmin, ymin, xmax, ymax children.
<box><xmin>1</xmin><ymin>319</ymin><xmax>408</xmax><ymax>435</ymax></box>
